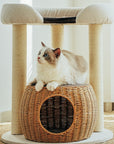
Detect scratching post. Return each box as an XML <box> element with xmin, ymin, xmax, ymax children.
<box><xmin>89</xmin><ymin>24</ymin><xmax>104</xmax><ymax>131</ymax></box>
<box><xmin>12</xmin><ymin>25</ymin><xmax>27</xmax><ymax>134</ymax></box>
<box><xmin>51</xmin><ymin>24</ymin><xmax>64</xmax><ymax>49</ymax></box>
<box><xmin>104</xmin><ymin>102</ymin><xmax>112</xmax><ymax>112</ymax></box>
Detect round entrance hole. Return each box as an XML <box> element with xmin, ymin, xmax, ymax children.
<box><xmin>40</xmin><ymin>96</ymin><xmax>74</xmax><ymax>133</ymax></box>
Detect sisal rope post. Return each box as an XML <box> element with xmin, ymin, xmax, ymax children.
<box><xmin>89</xmin><ymin>24</ymin><xmax>104</xmax><ymax>131</ymax></box>
<box><xmin>104</xmin><ymin>102</ymin><xmax>112</xmax><ymax>112</ymax></box>
<box><xmin>12</xmin><ymin>25</ymin><xmax>27</xmax><ymax>134</ymax></box>
<box><xmin>51</xmin><ymin>24</ymin><xmax>64</xmax><ymax>49</ymax></box>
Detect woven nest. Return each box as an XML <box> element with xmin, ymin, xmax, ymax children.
<box><xmin>19</xmin><ymin>84</ymin><xmax>97</xmax><ymax>143</ymax></box>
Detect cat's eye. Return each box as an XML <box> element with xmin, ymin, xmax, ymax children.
<box><xmin>43</xmin><ymin>53</ymin><xmax>48</xmax><ymax>57</ymax></box>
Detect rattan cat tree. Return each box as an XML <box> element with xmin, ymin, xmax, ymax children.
<box><xmin>1</xmin><ymin>3</ymin><xmax>114</xmax><ymax>144</ymax></box>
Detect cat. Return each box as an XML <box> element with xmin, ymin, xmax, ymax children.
<box><xmin>32</xmin><ymin>42</ymin><xmax>88</xmax><ymax>92</ymax></box>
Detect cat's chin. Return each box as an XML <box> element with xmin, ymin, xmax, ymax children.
<box><xmin>38</xmin><ymin>60</ymin><xmax>42</xmax><ymax>64</ymax></box>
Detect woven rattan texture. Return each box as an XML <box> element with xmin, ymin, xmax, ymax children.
<box><xmin>40</xmin><ymin>96</ymin><xmax>74</xmax><ymax>133</ymax></box>
<box><xmin>19</xmin><ymin>84</ymin><xmax>97</xmax><ymax>143</ymax></box>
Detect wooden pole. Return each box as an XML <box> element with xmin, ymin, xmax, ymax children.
<box><xmin>51</xmin><ymin>24</ymin><xmax>64</xmax><ymax>49</ymax></box>
<box><xmin>12</xmin><ymin>25</ymin><xmax>27</xmax><ymax>134</ymax></box>
<box><xmin>89</xmin><ymin>24</ymin><xmax>104</xmax><ymax>131</ymax></box>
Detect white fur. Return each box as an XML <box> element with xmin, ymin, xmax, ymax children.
<box><xmin>35</xmin><ymin>80</ymin><xmax>44</xmax><ymax>91</ymax></box>
<box><xmin>35</xmin><ymin>48</ymin><xmax>87</xmax><ymax>91</ymax></box>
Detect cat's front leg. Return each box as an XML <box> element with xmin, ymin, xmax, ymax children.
<box><xmin>35</xmin><ymin>80</ymin><xmax>44</xmax><ymax>92</ymax></box>
<box><xmin>47</xmin><ymin>81</ymin><xmax>59</xmax><ymax>91</ymax></box>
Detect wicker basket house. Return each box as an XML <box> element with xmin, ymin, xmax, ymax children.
<box><xmin>19</xmin><ymin>84</ymin><xmax>97</xmax><ymax>143</ymax></box>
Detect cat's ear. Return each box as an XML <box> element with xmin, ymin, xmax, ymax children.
<box><xmin>53</xmin><ymin>48</ymin><xmax>61</xmax><ymax>58</ymax></box>
<box><xmin>41</xmin><ymin>42</ymin><xmax>46</xmax><ymax>47</ymax></box>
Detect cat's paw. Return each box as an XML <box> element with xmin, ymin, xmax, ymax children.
<box><xmin>47</xmin><ymin>82</ymin><xmax>59</xmax><ymax>91</ymax></box>
<box><xmin>35</xmin><ymin>81</ymin><xmax>44</xmax><ymax>92</ymax></box>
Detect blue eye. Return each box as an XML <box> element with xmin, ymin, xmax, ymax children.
<box><xmin>43</xmin><ymin>53</ymin><xmax>48</xmax><ymax>57</ymax></box>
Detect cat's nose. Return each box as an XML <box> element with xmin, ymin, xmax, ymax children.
<box><xmin>38</xmin><ymin>57</ymin><xmax>40</xmax><ymax>60</ymax></box>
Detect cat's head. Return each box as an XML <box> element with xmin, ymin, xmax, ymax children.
<box><xmin>37</xmin><ymin>42</ymin><xmax>61</xmax><ymax>65</ymax></box>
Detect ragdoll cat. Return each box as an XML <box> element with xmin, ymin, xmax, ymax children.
<box><xmin>33</xmin><ymin>42</ymin><xmax>88</xmax><ymax>91</ymax></box>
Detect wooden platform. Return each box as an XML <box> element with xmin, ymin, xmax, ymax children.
<box><xmin>1</xmin><ymin>129</ymin><xmax>113</xmax><ymax>144</ymax></box>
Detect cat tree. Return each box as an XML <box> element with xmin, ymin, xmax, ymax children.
<box><xmin>1</xmin><ymin>3</ymin><xmax>114</xmax><ymax>144</ymax></box>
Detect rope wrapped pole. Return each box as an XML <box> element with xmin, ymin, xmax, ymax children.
<box><xmin>89</xmin><ymin>24</ymin><xmax>104</xmax><ymax>131</ymax></box>
<box><xmin>12</xmin><ymin>25</ymin><xmax>27</xmax><ymax>134</ymax></box>
<box><xmin>51</xmin><ymin>24</ymin><xmax>64</xmax><ymax>49</ymax></box>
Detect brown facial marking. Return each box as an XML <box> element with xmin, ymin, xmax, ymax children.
<box><xmin>44</xmin><ymin>49</ymin><xmax>57</xmax><ymax>65</ymax></box>
<box><xmin>38</xmin><ymin>50</ymin><xmax>41</xmax><ymax>55</ymax></box>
